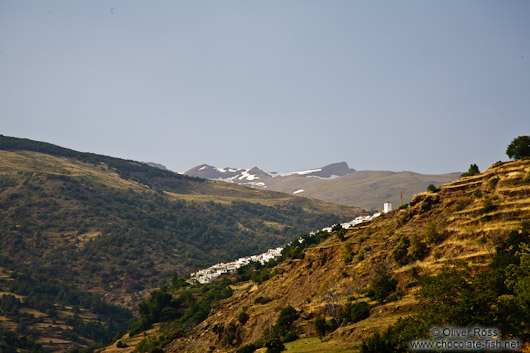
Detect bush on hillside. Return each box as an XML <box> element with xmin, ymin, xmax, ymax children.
<box><xmin>238</xmin><ymin>311</ymin><xmax>250</xmax><ymax>325</ymax></box>
<box><xmin>368</xmin><ymin>267</ymin><xmax>398</xmax><ymax>303</ymax></box>
<box><xmin>460</xmin><ymin>163</ymin><xmax>480</xmax><ymax>178</ymax></box>
<box><xmin>426</xmin><ymin>184</ymin><xmax>438</xmax><ymax>192</ymax></box>
<box><xmin>392</xmin><ymin>237</ymin><xmax>410</xmax><ymax>265</ymax></box>
<box><xmin>314</xmin><ymin>316</ymin><xmax>327</xmax><ymax>338</ymax></box>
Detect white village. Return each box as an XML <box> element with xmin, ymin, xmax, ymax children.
<box><xmin>190</xmin><ymin>202</ymin><xmax>393</xmax><ymax>284</ymax></box>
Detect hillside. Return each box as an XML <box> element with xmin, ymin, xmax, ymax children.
<box><xmin>185</xmin><ymin>162</ymin><xmax>461</xmax><ymax>210</ymax></box>
<box><xmin>0</xmin><ymin>135</ymin><xmax>367</xmax><ymax>352</ymax></box>
<box><xmin>108</xmin><ymin>158</ymin><xmax>530</xmax><ymax>353</ymax></box>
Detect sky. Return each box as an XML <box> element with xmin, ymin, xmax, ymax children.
<box><xmin>1</xmin><ymin>1</ymin><xmax>529</xmax><ymax>174</ymax></box>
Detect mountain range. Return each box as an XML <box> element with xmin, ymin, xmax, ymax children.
<box><xmin>185</xmin><ymin>162</ymin><xmax>462</xmax><ymax>210</ymax></box>
<box><xmin>0</xmin><ymin>135</ymin><xmax>366</xmax><ymax>352</ymax></box>
<box><xmin>104</xmin><ymin>158</ymin><xmax>530</xmax><ymax>353</ymax></box>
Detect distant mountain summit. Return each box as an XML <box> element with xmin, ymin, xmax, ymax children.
<box><xmin>303</xmin><ymin>161</ymin><xmax>356</xmax><ymax>178</ymax></box>
<box><xmin>185</xmin><ymin>162</ymin><xmax>461</xmax><ymax>210</ymax></box>
<box><xmin>143</xmin><ymin>161</ymin><xmax>170</xmax><ymax>171</ymax></box>
<box><xmin>185</xmin><ymin>162</ymin><xmax>355</xmax><ymax>187</ymax></box>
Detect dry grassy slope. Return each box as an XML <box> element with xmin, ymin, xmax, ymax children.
<box><xmin>0</xmin><ymin>150</ymin><xmax>364</xmax><ymax>217</ymax></box>
<box><xmin>164</xmin><ymin>159</ymin><xmax>530</xmax><ymax>353</ymax></box>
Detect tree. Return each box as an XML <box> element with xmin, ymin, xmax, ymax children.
<box><xmin>407</xmin><ymin>235</ymin><xmax>427</xmax><ymax>261</ymax></box>
<box><xmin>276</xmin><ymin>306</ymin><xmax>299</xmax><ymax>336</ymax></box>
<box><xmin>265</xmin><ymin>338</ymin><xmax>285</xmax><ymax>353</ymax></box>
<box><xmin>506</xmin><ymin>135</ymin><xmax>530</xmax><ymax>160</ymax></box>
<box><xmin>460</xmin><ymin>164</ymin><xmax>480</xmax><ymax>178</ymax></box>
<box><xmin>238</xmin><ymin>311</ymin><xmax>250</xmax><ymax>325</ymax></box>
<box><xmin>426</xmin><ymin>184</ymin><xmax>438</xmax><ymax>193</ymax></box>
<box><xmin>392</xmin><ymin>237</ymin><xmax>410</xmax><ymax>265</ymax></box>
<box><xmin>314</xmin><ymin>316</ymin><xmax>327</xmax><ymax>338</ymax></box>
<box><xmin>341</xmin><ymin>301</ymin><xmax>370</xmax><ymax>324</ymax></box>
<box><xmin>323</xmin><ymin>290</ymin><xmax>341</xmax><ymax>327</ymax></box>
<box><xmin>369</xmin><ymin>267</ymin><xmax>398</xmax><ymax>303</ymax></box>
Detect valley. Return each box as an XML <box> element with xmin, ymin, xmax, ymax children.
<box><xmin>0</xmin><ymin>135</ymin><xmax>366</xmax><ymax>352</ymax></box>
<box><xmin>103</xmin><ymin>158</ymin><xmax>530</xmax><ymax>353</ymax></box>
<box><xmin>2</xmin><ymin>134</ymin><xmax>529</xmax><ymax>353</ymax></box>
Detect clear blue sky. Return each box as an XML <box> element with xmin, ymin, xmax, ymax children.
<box><xmin>1</xmin><ymin>1</ymin><xmax>529</xmax><ymax>174</ymax></box>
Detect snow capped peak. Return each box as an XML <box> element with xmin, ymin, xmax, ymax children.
<box><xmin>184</xmin><ymin>162</ymin><xmax>356</xmax><ymax>189</ymax></box>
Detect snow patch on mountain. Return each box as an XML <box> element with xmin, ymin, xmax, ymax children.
<box><xmin>270</xmin><ymin>168</ymin><xmax>323</xmax><ymax>177</ymax></box>
<box><xmin>238</xmin><ymin>170</ymin><xmax>259</xmax><ymax>181</ymax></box>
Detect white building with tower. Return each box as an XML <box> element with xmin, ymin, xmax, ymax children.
<box><xmin>383</xmin><ymin>202</ymin><xmax>392</xmax><ymax>213</ymax></box>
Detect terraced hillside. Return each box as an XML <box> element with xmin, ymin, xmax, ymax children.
<box><xmin>103</xmin><ymin>158</ymin><xmax>530</xmax><ymax>353</ymax></box>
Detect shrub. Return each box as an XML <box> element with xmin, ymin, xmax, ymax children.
<box><xmin>410</xmin><ymin>266</ymin><xmax>421</xmax><ymax>280</ymax></box>
<box><xmin>399</xmin><ymin>213</ymin><xmax>411</xmax><ymax>225</ymax></box>
<box><xmin>314</xmin><ymin>316</ymin><xmax>327</xmax><ymax>338</ymax></box>
<box><xmin>489</xmin><ymin>177</ymin><xmax>500</xmax><ymax>190</ymax></box>
<box><xmin>357</xmin><ymin>249</ymin><xmax>365</xmax><ymax>261</ymax></box>
<box><xmin>326</xmin><ymin>318</ymin><xmax>339</xmax><ymax>332</ymax></box>
<box><xmin>482</xmin><ymin>198</ymin><xmax>495</xmax><ymax>213</ymax></box>
<box><xmin>397</xmin><ymin>203</ymin><xmax>409</xmax><ymax>211</ymax></box>
<box><xmin>423</xmin><ymin>222</ymin><xmax>441</xmax><ymax>244</ymax></box>
<box><xmin>238</xmin><ymin>312</ymin><xmax>250</xmax><ymax>325</ymax></box>
<box><xmin>460</xmin><ymin>164</ymin><xmax>480</xmax><ymax>178</ymax></box>
<box><xmin>332</xmin><ymin>223</ymin><xmax>346</xmax><ymax>241</ymax></box>
<box><xmin>290</xmin><ymin>246</ymin><xmax>305</xmax><ymax>260</ymax></box>
<box><xmin>283</xmin><ymin>330</ymin><xmax>298</xmax><ymax>343</ymax></box>
<box><xmin>392</xmin><ymin>237</ymin><xmax>410</xmax><ymax>265</ymax></box>
<box><xmin>133</xmin><ymin>336</ymin><xmax>161</xmax><ymax>353</ymax></box>
<box><xmin>407</xmin><ymin>235</ymin><xmax>427</xmax><ymax>261</ymax></box>
<box><xmin>265</xmin><ymin>338</ymin><xmax>285</xmax><ymax>353</ymax></box>
<box><xmin>427</xmin><ymin>184</ymin><xmax>438</xmax><ymax>193</ymax></box>
<box><xmin>254</xmin><ymin>296</ymin><xmax>272</xmax><ymax>305</ymax></box>
<box><xmin>341</xmin><ymin>301</ymin><xmax>370</xmax><ymax>324</ymax></box>
<box><xmin>342</xmin><ymin>246</ymin><xmax>353</xmax><ymax>264</ymax></box>
<box><xmin>237</xmin><ymin>344</ymin><xmax>257</xmax><ymax>353</ymax></box>
<box><xmin>369</xmin><ymin>268</ymin><xmax>398</xmax><ymax>303</ymax></box>
<box><xmin>276</xmin><ymin>306</ymin><xmax>299</xmax><ymax>336</ymax></box>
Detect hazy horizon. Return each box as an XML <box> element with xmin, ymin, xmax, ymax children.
<box><xmin>1</xmin><ymin>1</ymin><xmax>529</xmax><ymax>174</ymax></box>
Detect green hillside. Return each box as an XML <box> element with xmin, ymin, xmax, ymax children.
<box><xmin>0</xmin><ymin>135</ymin><xmax>366</xmax><ymax>352</ymax></box>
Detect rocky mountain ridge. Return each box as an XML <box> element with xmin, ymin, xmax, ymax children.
<box><xmin>185</xmin><ymin>162</ymin><xmax>461</xmax><ymax>210</ymax></box>
<box><xmin>185</xmin><ymin>162</ymin><xmax>355</xmax><ymax>185</ymax></box>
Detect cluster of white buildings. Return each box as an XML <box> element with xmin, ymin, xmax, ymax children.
<box><xmin>321</xmin><ymin>202</ymin><xmax>392</xmax><ymax>232</ymax></box>
<box><xmin>190</xmin><ymin>247</ymin><xmax>283</xmax><ymax>284</ymax></box>
<box><xmin>190</xmin><ymin>202</ymin><xmax>393</xmax><ymax>284</ymax></box>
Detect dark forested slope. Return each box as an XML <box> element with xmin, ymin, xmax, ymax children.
<box><xmin>0</xmin><ymin>135</ymin><xmax>366</xmax><ymax>308</ymax></box>
<box><xmin>0</xmin><ymin>135</ymin><xmax>366</xmax><ymax>351</ymax></box>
